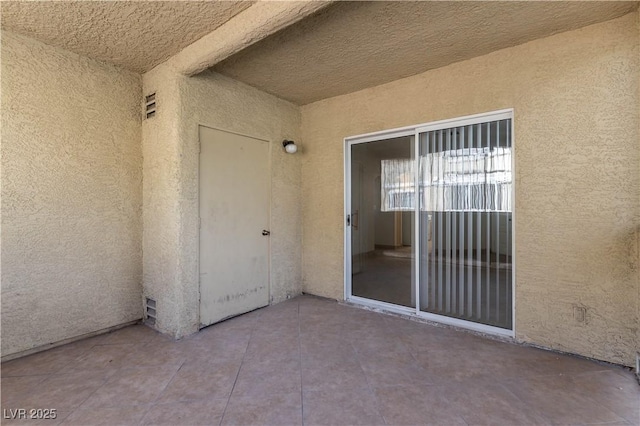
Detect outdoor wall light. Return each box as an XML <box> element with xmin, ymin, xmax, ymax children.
<box><xmin>282</xmin><ymin>140</ymin><xmax>298</xmax><ymax>154</ymax></box>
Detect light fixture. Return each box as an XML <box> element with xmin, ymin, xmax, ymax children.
<box><xmin>282</xmin><ymin>140</ymin><xmax>298</xmax><ymax>154</ymax></box>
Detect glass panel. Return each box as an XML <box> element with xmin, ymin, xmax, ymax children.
<box><xmin>419</xmin><ymin>119</ymin><xmax>512</xmax><ymax>329</ymax></box>
<box><xmin>351</xmin><ymin>136</ymin><xmax>415</xmax><ymax>308</ymax></box>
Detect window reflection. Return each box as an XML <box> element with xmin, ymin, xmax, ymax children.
<box><xmin>381</xmin><ymin>147</ymin><xmax>512</xmax><ymax>213</ymax></box>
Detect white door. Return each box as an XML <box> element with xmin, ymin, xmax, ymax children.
<box><xmin>199</xmin><ymin>126</ymin><xmax>270</xmax><ymax>327</ymax></box>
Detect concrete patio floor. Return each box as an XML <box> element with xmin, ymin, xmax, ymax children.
<box><xmin>1</xmin><ymin>295</ymin><xmax>638</xmax><ymax>425</ymax></box>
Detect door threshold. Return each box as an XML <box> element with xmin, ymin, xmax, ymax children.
<box><xmin>347</xmin><ymin>295</ymin><xmax>415</xmax><ymax>315</ymax></box>
<box><xmin>345</xmin><ymin>296</ymin><xmax>514</xmax><ymax>339</ymax></box>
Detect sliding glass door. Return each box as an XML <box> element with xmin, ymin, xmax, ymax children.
<box><xmin>418</xmin><ymin>119</ymin><xmax>512</xmax><ymax>330</ymax></box>
<box><xmin>346</xmin><ymin>110</ymin><xmax>514</xmax><ymax>335</ymax></box>
<box><xmin>350</xmin><ymin>137</ymin><xmax>415</xmax><ymax>308</ymax></box>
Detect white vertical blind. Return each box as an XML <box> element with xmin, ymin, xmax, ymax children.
<box><xmin>419</xmin><ymin>119</ymin><xmax>513</xmax><ymax>330</ymax></box>
<box><xmin>418</xmin><ymin>146</ymin><xmax>512</xmax><ymax>212</ymax></box>
<box><xmin>381</xmin><ymin>147</ymin><xmax>512</xmax><ymax>212</ymax></box>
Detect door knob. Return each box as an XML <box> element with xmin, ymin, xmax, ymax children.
<box><xmin>262</xmin><ymin>230</ymin><xmax>270</xmax><ymax>236</ymax></box>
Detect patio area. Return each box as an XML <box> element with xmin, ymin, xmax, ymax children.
<box><xmin>1</xmin><ymin>295</ymin><xmax>638</xmax><ymax>425</ymax></box>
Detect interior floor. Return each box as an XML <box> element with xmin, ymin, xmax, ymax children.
<box><xmin>380</xmin><ymin>246</ymin><xmax>512</xmax><ymax>267</ymax></box>
<box><xmin>353</xmin><ymin>251</ymin><xmax>414</xmax><ymax>307</ymax></box>
<box><xmin>353</xmin><ymin>250</ymin><xmax>513</xmax><ymax>328</ymax></box>
<box><xmin>2</xmin><ymin>295</ymin><xmax>637</xmax><ymax>426</ymax></box>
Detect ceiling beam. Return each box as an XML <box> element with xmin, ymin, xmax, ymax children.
<box><xmin>164</xmin><ymin>0</ymin><xmax>334</xmax><ymax>76</ymax></box>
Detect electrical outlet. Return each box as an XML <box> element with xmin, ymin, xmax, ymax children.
<box><xmin>573</xmin><ymin>306</ymin><xmax>586</xmax><ymax>323</ymax></box>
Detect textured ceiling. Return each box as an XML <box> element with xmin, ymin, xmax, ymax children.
<box><xmin>214</xmin><ymin>1</ymin><xmax>638</xmax><ymax>105</ymax></box>
<box><xmin>0</xmin><ymin>0</ymin><xmax>253</xmax><ymax>73</ymax></box>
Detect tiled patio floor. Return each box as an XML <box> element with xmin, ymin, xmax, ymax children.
<box><xmin>1</xmin><ymin>295</ymin><xmax>638</xmax><ymax>425</ymax></box>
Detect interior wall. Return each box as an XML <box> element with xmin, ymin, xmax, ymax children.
<box><xmin>375</xmin><ymin>213</ymin><xmax>398</xmax><ymax>247</ymax></box>
<box><xmin>1</xmin><ymin>32</ymin><xmax>143</xmax><ymax>357</ymax></box>
<box><xmin>401</xmin><ymin>211</ymin><xmax>412</xmax><ymax>246</ymax></box>
<box><xmin>350</xmin><ymin>148</ymin><xmax>378</xmax><ymax>254</ymax></box>
<box><xmin>142</xmin><ymin>67</ymin><xmax>301</xmax><ymax>338</ymax></box>
<box><xmin>301</xmin><ymin>14</ymin><xmax>639</xmax><ymax>366</ymax></box>
<box><xmin>360</xmin><ymin>157</ymin><xmax>377</xmax><ymax>253</ymax></box>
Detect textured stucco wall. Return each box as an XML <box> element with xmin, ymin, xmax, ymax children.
<box><xmin>300</xmin><ymin>14</ymin><xmax>639</xmax><ymax>366</ymax></box>
<box><xmin>1</xmin><ymin>32</ymin><xmax>143</xmax><ymax>357</ymax></box>
<box><xmin>142</xmin><ymin>67</ymin><xmax>301</xmax><ymax>338</ymax></box>
<box><xmin>637</xmin><ymin>7</ymin><xmax>640</xmax><ymax>370</ymax></box>
<box><xmin>140</xmin><ymin>65</ymin><xmax>185</xmax><ymax>337</ymax></box>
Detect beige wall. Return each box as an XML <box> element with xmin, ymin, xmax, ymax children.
<box><xmin>637</xmin><ymin>7</ymin><xmax>640</xmax><ymax>371</ymax></box>
<box><xmin>142</xmin><ymin>67</ymin><xmax>301</xmax><ymax>338</ymax></box>
<box><xmin>301</xmin><ymin>14</ymin><xmax>639</xmax><ymax>366</ymax></box>
<box><xmin>1</xmin><ymin>32</ymin><xmax>143</xmax><ymax>357</ymax></box>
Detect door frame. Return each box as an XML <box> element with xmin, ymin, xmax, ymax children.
<box><xmin>197</xmin><ymin>123</ymin><xmax>272</xmax><ymax>328</ymax></box>
<box><xmin>343</xmin><ymin>109</ymin><xmax>515</xmax><ymax>337</ymax></box>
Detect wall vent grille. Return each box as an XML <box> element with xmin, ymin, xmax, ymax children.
<box><xmin>145</xmin><ymin>297</ymin><xmax>156</xmax><ymax>325</ymax></box>
<box><xmin>145</xmin><ymin>93</ymin><xmax>156</xmax><ymax>119</ymax></box>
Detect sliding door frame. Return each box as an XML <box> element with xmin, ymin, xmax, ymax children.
<box><xmin>344</xmin><ymin>108</ymin><xmax>515</xmax><ymax>337</ymax></box>
<box><xmin>344</xmin><ymin>127</ymin><xmax>416</xmax><ymax>316</ymax></box>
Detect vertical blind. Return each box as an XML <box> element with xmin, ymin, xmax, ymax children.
<box><xmin>419</xmin><ymin>146</ymin><xmax>512</xmax><ymax>212</ymax></box>
<box><xmin>354</xmin><ymin>117</ymin><xmax>513</xmax><ymax>330</ymax></box>
<box><xmin>418</xmin><ymin>119</ymin><xmax>513</xmax><ymax>329</ymax></box>
<box><xmin>381</xmin><ymin>146</ymin><xmax>512</xmax><ymax>212</ymax></box>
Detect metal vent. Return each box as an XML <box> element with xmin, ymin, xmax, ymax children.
<box><xmin>145</xmin><ymin>93</ymin><xmax>156</xmax><ymax>119</ymax></box>
<box><xmin>145</xmin><ymin>297</ymin><xmax>156</xmax><ymax>325</ymax></box>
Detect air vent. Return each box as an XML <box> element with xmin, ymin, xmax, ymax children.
<box><xmin>145</xmin><ymin>297</ymin><xmax>156</xmax><ymax>325</ymax></box>
<box><xmin>145</xmin><ymin>93</ymin><xmax>156</xmax><ymax>119</ymax></box>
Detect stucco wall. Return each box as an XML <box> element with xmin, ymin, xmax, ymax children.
<box><xmin>142</xmin><ymin>67</ymin><xmax>301</xmax><ymax>338</ymax></box>
<box><xmin>300</xmin><ymin>14</ymin><xmax>639</xmax><ymax>366</ymax></box>
<box><xmin>140</xmin><ymin>65</ymin><xmax>185</xmax><ymax>337</ymax></box>
<box><xmin>637</xmin><ymin>7</ymin><xmax>640</xmax><ymax>371</ymax></box>
<box><xmin>1</xmin><ymin>32</ymin><xmax>143</xmax><ymax>357</ymax></box>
